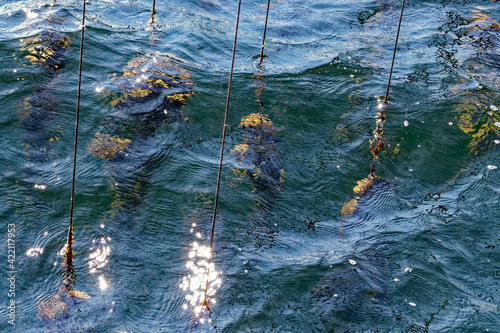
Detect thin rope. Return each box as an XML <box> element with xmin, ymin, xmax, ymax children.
<box><xmin>151</xmin><ymin>0</ymin><xmax>156</xmax><ymax>24</ymax></box>
<box><xmin>202</xmin><ymin>0</ymin><xmax>242</xmax><ymax>312</ymax></box>
<box><xmin>66</xmin><ymin>0</ymin><xmax>87</xmax><ymax>273</ymax></box>
<box><xmin>369</xmin><ymin>0</ymin><xmax>405</xmax><ymax>177</ymax></box>
<box><xmin>384</xmin><ymin>0</ymin><xmax>406</xmax><ymax>103</ymax></box>
<box><xmin>259</xmin><ymin>0</ymin><xmax>271</xmax><ymax>64</ymax></box>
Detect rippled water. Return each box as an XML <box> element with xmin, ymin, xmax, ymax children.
<box><xmin>0</xmin><ymin>0</ymin><xmax>499</xmax><ymax>332</ymax></box>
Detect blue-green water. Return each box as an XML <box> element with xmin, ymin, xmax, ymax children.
<box><xmin>0</xmin><ymin>0</ymin><xmax>499</xmax><ymax>332</ymax></box>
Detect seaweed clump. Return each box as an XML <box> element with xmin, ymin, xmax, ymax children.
<box><xmin>87</xmin><ymin>133</ymin><xmax>132</xmax><ymax>161</ymax></box>
<box><xmin>231</xmin><ymin>113</ymin><xmax>284</xmax><ymax>197</ymax></box>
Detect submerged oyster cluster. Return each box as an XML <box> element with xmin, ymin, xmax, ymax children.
<box><xmin>87</xmin><ymin>133</ymin><xmax>132</xmax><ymax>161</ymax></box>
<box><xmin>231</xmin><ymin>113</ymin><xmax>284</xmax><ymax>197</ymax></box>
<box><xmin>87</xmin><ymin>52</ymin><xmax>194</xmax><ymax>161</ymax></box>
<box><xmin>22</xmin><ymin>30</ymin><xmax>70</xmax><ymax>70</ymax></box>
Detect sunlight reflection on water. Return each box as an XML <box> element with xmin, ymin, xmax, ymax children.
<box><xmin>180</xmin><ymin>241</ymin><xmax>222</xmax><ymax>322</ymax></box>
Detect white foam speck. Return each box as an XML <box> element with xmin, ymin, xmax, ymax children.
<box><xmin>23</xmin><ymin>8</ymin><xmax>38</xmax><ymax>19</ymax></box>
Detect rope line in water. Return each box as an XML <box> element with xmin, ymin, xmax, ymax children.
<box><xmin>384</xmin><ymin>0</ymin><xmax>406</xmax><ymax>103</ymax></box>
<box><xmin>369</xmin><ymin>0</ymin><xmax>406</xmax><ymax>177</ymax></box>
<box><xmin>259</xmin><ymin>0</ymin><xmax>271</xmax><ymax>64</ymax></box>
<box><xmin>203</xmin><ymin>0</ymin><xmax>243</xmax><ymax>311</ymax></box>
<box><xmin>341</xmin><ymin>0</ymin><xmax>406</xmax><ymax>216</ymax></box>
<box><xmin>66</xmin><ymin>0</ymin><xmax>87</xmax><ymax>272</ymax></box>
<box><xmin>151</xmin><ymin>0</ymin><xmax>156</xmax><ymax>23</ymax></box>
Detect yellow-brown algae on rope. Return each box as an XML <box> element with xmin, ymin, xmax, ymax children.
<box><xmin>38</xmin><ymin>284</ymin><xmax>90</xmax><ymax>328</ymax></box>
<box><xmin>86</xmin><ymin>133</ymin><xmax>131</xmax><ymax>161</ymax></box>
<box><xmin>467</xmin><ymin>13</ymin><xmax>500</xmax><ymax>33</ymax></box>
<box><xmin>239</xmin><ymin>113</ymin><xmax>274</xmax><ymax>133</ymax></box>
<box><xmin>341</xmin><ymin>100</ymin><xmax>388</xmax><ymax>217</ymax></box>
<box><xmin>231</xmin><ymin>113</ymin><xmax>284</xmax><ymax>196</ymax></box>
<box><xmin>38</xmin><ymin>242</ymin><xmax>90</xmax><ymax>330</ymax></box>
<box><xmin>169</xmin><ymin>92</ymin><xmax>195</xmax><ymax>105</ymax></box>
<box><xmin>38</xmin><ymin>284</ymin><xmax>90</xmax><ymax>320</ymax></box>
<box><xmin>448</xmin><ymin>13</ymin><xmax>500</xmax><ymax>155</ymax></box>
<box><xmin>122</xmin><ymin>52</ymin><xmax>192</xmax><ymax>80</ymax></box>
<box><xmin>341</xmin><ymin>175</ymin><xmax>377</xmax><ymax>217</ymax></box>
<box><xmin>231</xmin><ymin>143</ymin><xmax>249</xmax><ymax>157</ymax></box>
<box><xmin>107</xmin><ymin>52</ymin><xmax>194</xmax><ymax>109</ymax></box>
<box><xmin>341</xmin><ymin>198</ymin><xmax>359</xmax><ymax>217</ymax></box>
<box><xmin>354</xmin><ymin>175</ymin><xmax>377</xmax><ymax>195</ymax></box>
<box><xmin>370</xmin><ymin>100</ymin><xmax>387</xmax><ymax>159</ymax></box>
<box><xmin>21</xmin><ymin>30</ymin><xmax>70</xmax><ymax>70</ymax></box>
<box><xmin>253</xmin><ymin>73</ymin><xmax>266</xmax><ymax>110</ymax></box>
<box><xmin>454</xmin><ymin>92</ymin><xmax>500</xmax><ymax>155</ymax></box>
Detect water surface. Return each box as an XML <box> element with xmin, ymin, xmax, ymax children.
<box><xmin>0</xmin><ymin>0</ymin><xmax>499</xmax><ymax>332</ymax></box>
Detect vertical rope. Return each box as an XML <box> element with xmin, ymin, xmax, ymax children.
<box><xmin>384</xmin><ymin>0</ymin><xmax>406</xmax><ymax>103</ymax></box>
<box><xmin>369</xmin><ymin>0</ymin><xmax>406</xmax><ymax>177</ymax></box>
<box><xmin>259</xmin><ymin>0</ymin><xmax>271</xmax><ymax>64</ymax></box>
<box><xmin>66</xmin><ymin>0</ymin><xmax>87</xmax><ymax>273</ymax></box>
<box><xmin>151</xmin><ymin>0</ymin><xmax>157</xmax><ymax>24</ymax></box>
<box><xmin>341</xmin><ymin>0</ymin><xmax>406</xmax><ymax>217</ymax></box>
<box><xmin>202</xmin><ymin>0</ymin><xmax>243</xmax><ymax>312</ymax></box>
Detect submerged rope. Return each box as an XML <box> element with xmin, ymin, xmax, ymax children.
<box><xmin>341</xmin><ymin>0</ymin><xmax>406</xmax><ymax>216</ymax></box>
<box><xmin>203</xmin><ymin>0</ymin><xmax>243</xmax><ymax>311</ymax></box>
<box><xmin>369</xmin><ymin>0</ymin><xmax>406</xmax><ymax>177</ymax></box>
<box><xmin>65</xmin><ymin>0</ymin><xmax>87</xmax><ymax>274</ymax></box>
<box><xmin>259</xmin><ymin>0</ymin><xmax>271</xmax><ymax>64</ymax></box>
